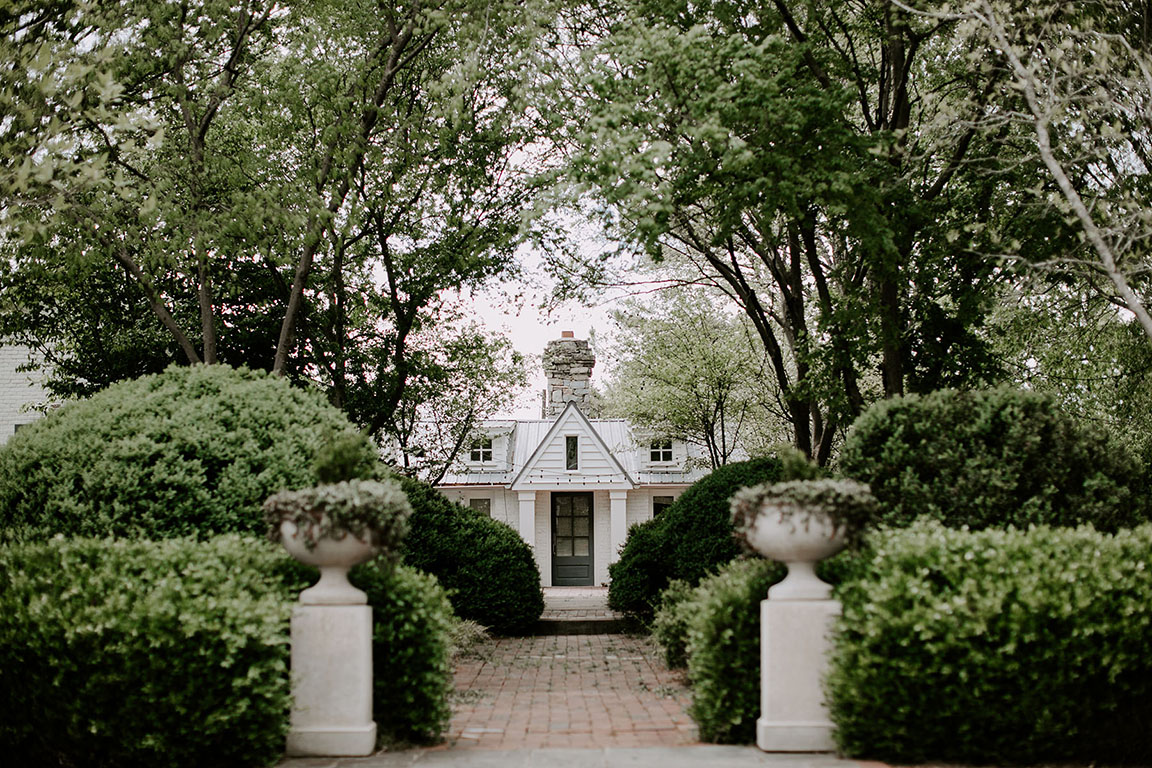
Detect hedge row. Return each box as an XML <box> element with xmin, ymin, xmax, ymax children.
<box><xmin>0</xmin><ymin>537</ymin><xmax>455</xmax><ymax>767</ymax></box>
<box><xmin>841</xmin><ymin>387</ymin><xmax>1151</xmax><ymax>530</ymax></box>
<box><xmin>0</xmin><ymin>364</ymin><xmax>359</xmax><ymax>542</ymax></box>
<box><xmin>829</xmin><ymin>522</ymin><xmax>1152</xmax><ymax>764</ymax></box>
<box><xmin>400</xmin><ymin>476</ymin><xmax>543</xmax><ymax>635</ymax></box>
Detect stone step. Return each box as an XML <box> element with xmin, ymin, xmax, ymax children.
<box><xmin>532</xmin><ymin>615</ymin><xmax>631</xmax><ymax>635</ymax></box>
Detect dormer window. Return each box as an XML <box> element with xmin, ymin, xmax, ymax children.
<box><xmin>565</xmin><ymin>435</ymin><xmax>579</xmax><ymax>470</ymax></box>
<box><xmin>470</xmin><ymin>436</ymin><xmax>493</xmax><ymax>463</ymax></box>
<box><xmin>649</xmin><ymin>439</ymin><xmax>673</xmax><ymax>462</ymax></box>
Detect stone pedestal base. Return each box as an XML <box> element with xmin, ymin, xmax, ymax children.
<box><xmin>757</xmin><ymin>597</ymin><xmax>840</xmax><ymax>752</ymax></box>
<box><xmin>287</xmin><ymin>604</ymin><xmax>376</xmax><ymax>757</ymax></box>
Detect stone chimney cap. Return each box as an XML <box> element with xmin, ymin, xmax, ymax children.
<box><xmin>561</xmin><ymin>330</ymin><xmax>574</xmax><ymax>338</ymax></box>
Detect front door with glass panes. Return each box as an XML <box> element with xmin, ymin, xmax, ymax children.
<box><xmin>551</xmin><ymin>492</ymin><xmax>594</xmax><ymax>586</ymax></box>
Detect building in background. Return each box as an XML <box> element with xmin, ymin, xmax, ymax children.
<box><xmin>0</xmin><ymin>344</ymin><xmax>47</xmax><ymax>445</ymax></box>
<box><xmin>437</xmin><ymin>331</ymin><xmax>709</xmax><ymax>586</ymax></box>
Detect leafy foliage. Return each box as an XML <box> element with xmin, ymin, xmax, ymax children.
<box><xmin>0</xmin><ymin>536</ymin><xmax>294</xmax><ymax>768</ymax></box>
<box><xmin>349</xmin><ymin>560</ymin><xmax>455</xmax><ymax>745</ymax></box>
<box><xmin>264</xmin><ymin>479</ymin><xmax>412</xmax><ymax>554</ymax></box>
<box><xmin>683</xmin><ymin>558</ymin><xmax>783</xmax><ymax>744</ymax></box>
<box><xmin>649</xmin><ymin>578</ymin><xmax>699</xmax><ymax>669</ymax></box>
<box><xmin>0</xmin><ymin>364</ymin><xmax>363</xmax><ymax>542</ymax></box>
<box><xmin>601</xmin><ymin>291</ymin><xmax>786</xmax><ymax>467</ymax></box>
<box><xmin>608</xmin><ymin>456</ymin><xmax>784</xmax><ymax>620</ymax></box>
<box><xmin>828</xmin><ymin>522</ymin><xmax>1152</xmax><ymax>764</ymax></box>
<box><xmin>731</xmin><ymin>479</ymin><xmax>878</xmax><ymax>551</ymax></box>
<box><xmin>399</xmin><ymin>475</ymin><xmax>543</xmax><ymax>635</ymax></box>
<box><xmin>840</xmin><ymin>387</ymin><xmax>1151</xmax><ymax>531</ymax></box>
<box><xmin>552</xmin><ymin>0</ymin><xmax>1016</xmax><ymax>462</ymax></box>
<box><xmin>0</xmin><ymin>0</ymin><xmax>542</xmax><ymax>474</ymax></box>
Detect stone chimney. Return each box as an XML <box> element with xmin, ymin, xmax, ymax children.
<box><xmin>541</xmin><ymin>331</ymin><xmax>595</xmax><ymax>418</ymax></box>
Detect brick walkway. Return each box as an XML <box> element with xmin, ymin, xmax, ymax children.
<box><xmin>447</xmin><ymin>633</ymin><xmax>699</xmax><ymax>750</ymax></box>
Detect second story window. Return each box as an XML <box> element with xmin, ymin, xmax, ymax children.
<box><xmin>565</xmin><ymin>435</ymin><xmax>579</xmax><ymax>470</ymax></box>
<box><xmin>650</xmin><ymin>439</ymin><xmax>673</xmax><ymax>462</ymax></box>
<box><xmin>470</xmin><ymin>436</ymin><xmax>493</xmax><ymax>463</ymax></box>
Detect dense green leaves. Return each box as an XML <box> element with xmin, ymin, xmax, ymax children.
<box><xmin>399</xmin><ymin>475</ymin><xmax>544</xmax><ymax>634</ymax></box>
<box><xmin>0</xmin><ymin>536</ymin><xmax>295</xmax><ymax>768</ymax></box>
<box><xmin>608</xmin><ymin>456</ymin><xmax>784</xmax><ymax>620</ymax></box>
<box><xmin>828</xmin><ymin>522</ymin><xmax>1152</xmax><ymax>764</ymax></box>
<box><xmin>841</xmin><ymin>387</ymin><xmax>1151</xmax><ymax>531</ymax></box>
<box><xmin>0</xmin><ymin>364</ymin><xmax>360</xmax><ymax>541</ymax></box>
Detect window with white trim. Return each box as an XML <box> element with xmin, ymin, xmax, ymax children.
<box><xmin>468</xmin><ymin>498</ymin><xmax>492</xmax><ymax>515</ymax></box>
<box><xmin>565</xmin><ymin>435</ymin><xmax>578</xmax><ymax>470</ymax></box>
<box><xmin>470</xmin><ymin>436</ymin><xmax>493</xmax><ymax>462</ymax></box>
<box><xmin>653</xmin><ymin>495</ymin><xmax>674</xmax><ymax>516</ymax></box>
<box><xmin>649</xmin><ymin>439</ymin><xmax>673</xmax><ymax>462</ymax></box>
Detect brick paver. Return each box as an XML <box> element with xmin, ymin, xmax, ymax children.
<box><xmin>447</xmin><ymin>633</ymin><xmax>699</xmax><ymax>750</ymax></box>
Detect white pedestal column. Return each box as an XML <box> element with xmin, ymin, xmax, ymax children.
<box><xmin>757</xmin><ymin>597</ymin><xmax>840</xmax><ymax>752</ymax></box>
<box><xmin>609</xmin><ymin>490</ymin><xmax>628</xmax><ymax>564</ymax></box>
<box><xmin>287</xmin><ymin>604</ymin><xmax>376</xmax><ymax>756</ymax></box>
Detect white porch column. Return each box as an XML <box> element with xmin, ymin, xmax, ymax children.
<box><xmin>517</xmin><ymin>491</ymin><xmax>536</xmax><ymax>550</ymax></box>
<box><xmin>609</xmin><ymin>490</ymin><xmax>628</xmax><ymax>564</ymax></box>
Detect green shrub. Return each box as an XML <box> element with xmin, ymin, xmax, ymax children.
<box><xmin>827</xmin><ymin>522</ymin><xmax>1152</xmax><ymax>764</ymax></box>
<box><xmin>649</xmin><ymin>578</ymin><xmax>698</xmax><ymax>669</ymax></box>
<box><xmin>684</xmin><ymin>558</ymin><xmax>783</xmax><ymax>744</ymax></box>
<box><xmin>399</xmin><ymin>476</ymin><xmax>543</xmax><ymax>635</ymax></box>
<box><xmin>350</xmin><ymin>561</ymin><xmax>455</xmax><ymax>745</ymax></box>
<box><xmin>607</xmin><ymin>517</ymin><xmax>670</xmax><ymax>616</ymax></box>
<box><xmin>0</xmin><ymin>536</ymin><xmax>294</xmax><ymax>768</ymax></box>
<box><xmin>608</xmin><ymin>456</ymin><xmax>784</xmax><ymax>620</ymax></box>
<box><xmin>840</xmin><ymin>387</ymin><xmax>1150</xmax><ymax>531</ymax></box>
<box><xmin>0</xmin><ymin>364</ymin><xmax>364</xmax><ymax>542</ymax></box>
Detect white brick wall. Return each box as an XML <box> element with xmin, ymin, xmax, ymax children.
<box><xmin>0</xmin><ymin>345</ymin><xmax>47</xmax><ymax>445</ymax></box>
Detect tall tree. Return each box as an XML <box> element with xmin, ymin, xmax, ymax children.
<box><xmin>2</xmin><ymin>0</ymin><xmax>548</xmax><ymax>453</ymax></box>
<box><xmin>953</xmin><ymin>0</ymin><xmax>1152</xmax><ymax>342</ymax></box>
<box><xmin>549</xmin><ymin>0</ymin><xmax>1014</xmax><ymax>463</ymax></box>
<box><xmin>601</xmin><ymin>290</ymin><xmax>787</xmax><ymax>468</ymax></box>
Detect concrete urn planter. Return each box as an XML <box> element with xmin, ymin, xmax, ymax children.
<box><xmin>279</xmin><ymin>518</ymin><xmax>378</xmax><ymax>605</ymax></box>
<box><xmin>744</xmin><ymin>503</ymin><xmax>846</xmax><ymax>601</ymax></box>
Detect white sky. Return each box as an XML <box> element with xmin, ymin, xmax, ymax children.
<box><xmin>465</xmin><ymin>253</ymin><xmax>619</xmax><ymax>418</ymax></box>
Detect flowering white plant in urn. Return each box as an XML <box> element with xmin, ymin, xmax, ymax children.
<box><xmin>263</xmin><ymin>479</ymin><xmax>412</xmax><ymax>604</ymax></box>
<box><xmin>730</xmin><ymin>478</ymin><xmax>876</xmax><ymax>599</ymax></box>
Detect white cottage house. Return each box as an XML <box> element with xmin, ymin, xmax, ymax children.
<box><xmin>436</xmin><ymin>332</ymin><xmax>710</xmax><ymax>586</ymax></box>
<box><xmin>0</xmin><ymin>344</ymin><xmax>47</xmax><ymax>446</ymax></box>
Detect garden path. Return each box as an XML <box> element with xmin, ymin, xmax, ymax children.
<box><xmin>446</xmin><ymin>633</ymin><xmax>698</xmax><ymax>750</ymax></box>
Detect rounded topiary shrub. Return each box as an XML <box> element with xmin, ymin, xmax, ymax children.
<box><xmin>608</xmin><ymin>456</ymin><xmax>785</xmax><ymax>620</ymax></box>
<box><xmin>399</xmin><ymin>476</ymin><xmax>543</xmax><ymax>635</ymax></box>
<box><xmin>684</xmin><ymin>557</ymin><xmax>783</xmax><ymax>744</ymax></box>
<box><xmin>0</xmin><ymin>536</ymin><xmax>294</xmax><ymax>768</ymax></box>
<box><xmin>828</xmin><ymin>522</ymin><xmax>1152</xmax><ymax>764</ymax></box>
<box><xmin>0</xmin><ymin>364</ymin><xmax>365</xmax><ymax>541</ymax></box>
<box><xmin>350</xmin><ymin>560</ymin><xmax>455</xmax><ymax>744</ymax></box>
<box><xmin>840</xmin><ymin>387</ymin><xmax>1151</xmax><ymax>531</ymax></box>
<box><xmin>607</xmin><ymin>517</ymin><xmax>671</xmax><ymax>616</ymax></box>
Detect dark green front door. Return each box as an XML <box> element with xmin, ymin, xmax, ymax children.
<box><xmin>552</xmin><ymin>492</ymin><xmax>593</xmax><ymax>586</ymax></box>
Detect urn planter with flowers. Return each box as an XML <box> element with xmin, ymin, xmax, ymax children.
<box><xmin>731</xmin><ymin>478</ymin><xmax>876</xmax><ymax>599</ymax></box>
<box><xmin>263</xmin><ymin>477</ymin><xmax>411</xmax><ymax>758</ymax></box>
<box><xmin>731</xmin><ymin>477</ymin><xmax>878</xmax><ymax>753</ymax></box>
<box><xmin>264</xmin><ymin>479</ymin><xmax>412</xmax><ymax>603</ymax></box>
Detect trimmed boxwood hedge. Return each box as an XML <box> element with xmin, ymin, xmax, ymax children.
<box><xmin>399</xmin><ymin>476</ymin><xmax>543</xmax><ymax>635</ymax></box>
<box><xmin>684</xmin><ymin>558</ymin><xmax>783</xmax><ymax>744</ymax></box>
<box><xmin>0</xmin><ymin>537</ymin><xmax>456</xmax><ymax>766</ymax></box>
<box><xmin>608</xmin><ymin>457</ymin><xmax>785</xmax><ymax>620</ymax></box>
<box><xmin>0</xmin><ymin>536</ymin><xmax>294</xmax><ymax>768</ymax></box>
<box><xmin>828</xmin><ymin>522</ymin><xmax>1152</xmax><ymax>764</ymax></box>
<box><xmin>840</xmin><ymin>387</ymin><xmax>1151</xmax><ymax>531</ymax></box>
<box><xmin>0</xmin><ymin>364</ymin><xmax>364</xmax><ymax>542</ymax></box>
